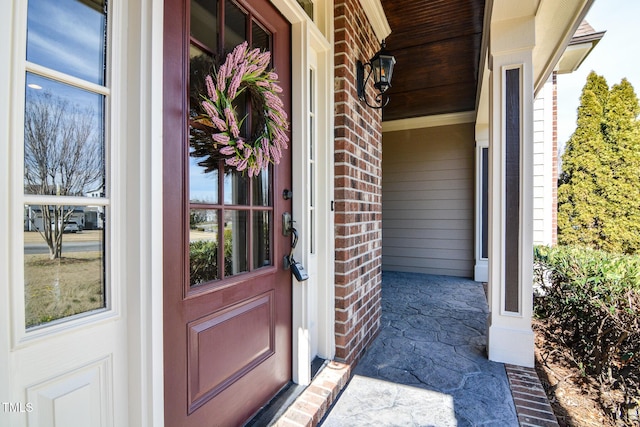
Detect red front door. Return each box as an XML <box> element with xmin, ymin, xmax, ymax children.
<box><xmin>163</xmin><ymin>1</ymin><xmax>292</xmax><ymax>425</ymax></box>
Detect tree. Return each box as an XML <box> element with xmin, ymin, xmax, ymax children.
<box><xmin>24</xmin><ymin>90</ymin><xmax>102</xmax><ymax>259</ymax></box>
<box><xmin>558</xmin><ymin>72</ymin><xmax>640</xmax><ymax>253</ymax></box>
<box><xmin>601</xmin><ymin>79</ymin><xmax>640</xmax><ymax>253</ymax></box>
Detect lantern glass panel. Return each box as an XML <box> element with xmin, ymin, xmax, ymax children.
<box><xmin>381</xmin><ymin>54</ymin><xmax>395</xmax><ymax>85</ymax></box>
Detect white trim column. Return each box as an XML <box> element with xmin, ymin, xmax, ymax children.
<box><xmin>0</xmin><ymin>0</ymin><xmax>13</xmax><ymax>413</ymax></box>
<box><xmin>487</xmin><ymin>16</ymin><xmax>535</xmax><ymax>367</ymax></box>
<box><xmin>125</xmin><ymin>0</ymin><xmax>165</xmax><ymax>425</ymax></box>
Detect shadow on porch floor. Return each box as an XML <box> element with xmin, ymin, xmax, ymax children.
<box><xmin>320</xmin><ymin>271</ymin><xmax>517</xmax><ymax>426</ymax></box>
<box><xmin>273</xmin><ymin>271</ymin><xmax>558</xmax><ymax>427</ymax></box>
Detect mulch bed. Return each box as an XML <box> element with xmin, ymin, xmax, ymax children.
<box><xmin>533</xmin><ymin>318</ymin><xmax>620</xmax><ymax>427</ymax></box>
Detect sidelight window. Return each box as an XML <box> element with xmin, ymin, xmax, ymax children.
<box><xmin>23</xmin><ymin>0</ymin><xmax>109</xmax><ymax>329</ymax></box>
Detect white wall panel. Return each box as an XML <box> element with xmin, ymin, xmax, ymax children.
<box><xmin>27</xmin><ymin>357</ymin><xmax>112</xmax><ymax>427</ymax></box>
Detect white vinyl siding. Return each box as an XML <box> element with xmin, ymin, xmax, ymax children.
<box><xmin>382</xmin><ymin>123</ymin><xmax>475</xmax><ymax>277</ymax></box>
<box><xmin>533</xmin><ymin>77</ymin><xmax>554</xmax><ymax>245</ymax></box>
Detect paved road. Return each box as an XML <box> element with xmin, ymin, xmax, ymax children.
<box><xmin>24</xmin><ymin>241</ymin><xmax>102</xmax><ymax>255</ymax></box>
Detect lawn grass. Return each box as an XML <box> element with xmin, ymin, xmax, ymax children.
<box><xmin>24</xmin><ymin>251</ymin><xmax>104</xmax><ymax>328</ymax></box>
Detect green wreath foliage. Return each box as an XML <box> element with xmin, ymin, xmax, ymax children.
<box><xmin>193</xmin><ymin>42</ymin><xmax>289</xmax><ymax>177</ymax></box>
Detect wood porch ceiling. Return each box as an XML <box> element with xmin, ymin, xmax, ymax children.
<box><xmin>380</xmin><ymin>0</ymin><xmax>486</xmax><ymax>122</ymax></box>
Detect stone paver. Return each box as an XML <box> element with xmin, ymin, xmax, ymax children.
<box><xmin>320</xmin><ymin>272</ymin><xmax>519</xmax><ymax>427</ymax></box>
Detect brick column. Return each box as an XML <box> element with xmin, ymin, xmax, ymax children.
<box><xmin>333</xmin><ymin>0</ymin><xmax>383</xmax><ymax>364</ymax></box>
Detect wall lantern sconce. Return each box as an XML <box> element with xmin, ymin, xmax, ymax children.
<box><xmin>357</xmin><ymin>40</ymin><xmax>396</xmax><ymax>109</ymax></box>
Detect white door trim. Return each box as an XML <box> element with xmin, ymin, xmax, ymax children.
<box><xmin>0</xmin><ymin>0</ymin><xmax>16</xmax><ymax>414</ymax></box>
<box><xmin>122</xmin><ymin>0</ymin><xmax>165</xmax><ymax>425</ymax></box>
<box><xmin>271</xmin><ymin>0</ymin><xmax>335</xmax><ymax>385</ymax></box>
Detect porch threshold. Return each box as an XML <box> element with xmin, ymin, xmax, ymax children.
<box><xmin>245</xmin><ymin>382</ymin><xmax>306</xmax><ymax>426</ymax></box>
<box><xmin>271</xmin><ymin>361</ymin><xmax>351</xmax><ymax>427</ymax></box>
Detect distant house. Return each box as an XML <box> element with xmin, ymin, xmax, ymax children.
<box><xmin>532</xmin><ymin>21</ymin><xmax>605</xmax><ymax>247</ymax></box>
<box><xmin>23</xmin><ymin>205</ymin><xmax>85</xmax><ymax>232</ymax></box>
<box><xmin>85</xmin><ymin>188</ymin><xmax>106</xmax><ymax>230</ymax></box>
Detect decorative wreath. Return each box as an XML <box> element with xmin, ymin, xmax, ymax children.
<box><xmin>195</xmin><ymin>41</ymin><xmax>289</xmax><ymax>177</ymax></box>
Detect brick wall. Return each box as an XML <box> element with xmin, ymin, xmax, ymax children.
<box><xmin>333</xmin><ymin>0</ymin><xmax>383</xmax><ymax>364</ymax></box>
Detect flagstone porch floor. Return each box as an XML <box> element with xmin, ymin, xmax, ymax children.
<box><xmin>272</xmin><ymin>271</ymin><xmax>558</xmax><ymax>427</ymax></box>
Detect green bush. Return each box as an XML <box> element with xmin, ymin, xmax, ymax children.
<box><xmin>534</xmin><ymin>245</ymin><xmax>640</xmax><ymax>423</ymax></box>
<box><xmin>189</xmin><ymin>240</ymin><xmax>218</xmax><ymax>285</ymax></box>
<box><xmin>189</xmin><ymin>231</ymin><xmax>236</xmax><ymax>285</ymax></box>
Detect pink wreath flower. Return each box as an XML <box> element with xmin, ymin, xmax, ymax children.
<box><xmin>196</xmin><ymin>42</ymin><xmax>289</xmax><ymax>177</ymax></box>
<box><xmin>212</xmin><ymin>133</ymin><xmax>230</xmax><ymax>145</ymax></box>
<box><xmin>219</xmin><ymin>145</ymin><xmax>236</xmax><ymax>156</ymax></box>
<box><xmin>205</xmin><ymin>75</ymin><xmax>218</xmax><ymax>102</ymax></box>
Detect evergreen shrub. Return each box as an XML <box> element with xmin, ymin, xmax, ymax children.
<box><xmin>189</xmin><ymin>230</ymin><xmax>236</xmax><ymax>285</ymax></box>
<box><xmin>534</xmin><ymin>245</ymin><xmax>640</xmax><ymax>423</ymax></box>
<box><xmin>189</xmin><ymin>240</ymin><xmax>219</xmax><ymax>285</ymax></box>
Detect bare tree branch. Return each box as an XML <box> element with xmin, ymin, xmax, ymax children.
<box><xmin>24</xmin><ymin>90</ymin><xmax>103</xmax><ymax>259</ymax></box>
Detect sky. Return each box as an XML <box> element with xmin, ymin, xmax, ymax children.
<box><xmin>556</xmin><ymin>0</ymin><xmax>640</xmax><ymax>148</ymax></box>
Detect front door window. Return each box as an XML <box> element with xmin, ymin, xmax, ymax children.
<box><xmin>188</xmin><ymin>0</ymin><xmax>274</xmax><ymax>288</ymax></box>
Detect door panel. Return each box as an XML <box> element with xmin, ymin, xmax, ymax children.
<box><xmin>187</xmin><ymin>291</ymin><xmax>275</xmax><ymax>412</ymax></box>
<box><xmin>163</xmin><ymin>0</ymin><xmax>292</xmax><ymax>425</ymax></box>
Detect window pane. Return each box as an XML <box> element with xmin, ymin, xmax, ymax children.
<box><xmin>223</xmin><ymin>210</ymin><xmax>247</xmax><ymax>276</ymax></box>
<box><xmin>24</xmin><ymin>204</ymin><xmax>106</xmax><ymax>328</ymax></box>
<box><xmin>224</xmin><ymin>0</ymin><xmax>246</xmax><ymax>51</ymax></box>
<box><xmin>249</xmin><ymin>24</ymin><xmax>271</xmax><ymax>139</ymax></box>
<box><xmin>189</xmin><ymin>46</ymin><xmax>221</xmax><ymax>200</ymax></box>
<box><xmin>296</xmin><ymin>0</ymin><xmax>313</xmax><ymax>20</ymax></box>
<box><xmin>251</xmin><ymin>21</ymin><xmax>270</xmax><ymax>51</ymax></box>
<box><xmin>309</xmin><ymin>68</ymin><xmax>314</xmax><ymax>113</ymax></box>
<box><xmin>190</xmin><ymin>209</ymin><xmax>219</xmax><ymax>286</ymax></box>
<box><xmin>310</xmin><ymin>209</ymin><xmax>315</xmax><ymax>254</ymax></box>
<box><xmin>24</xmin><ymin>73</ymin><xmax>105</xmax><ymax>197</ymax></box>
<box><xmin>310</xmin><ymin>162</ymin><xmax>314</xmax><ymax>208</ymax></box>
<box><xmin>481</xmin><ymin>148</ymin><xmax>489</xmax><ymax>259</ymax></box>
<box><xmin>309</xmin><ymin>68</ymin><xmax>315</xmax><ymax>157</ymax></box>
<box><xmin>26</xmin><ymin>0</ymin><xmax>107</xmax><ymax>85</ymax></box>
<box><xmin>252</xmin><ymin>211</ymin><xmax>271</xmax><ymax>269</ymax></box>
<box><xmin>309</xmin><ymin>115</ymin><xmax>314</xmax><ymax>160</ymax></box>
<box><xmin>189</xmin><ymin>47</ymin><xmax>215</xmax><ymax>111</ymax></box>
<box><xmin>191</xmin><ymin>0</ymin><xmax>218</xmax><ymax>51</ymax></box>
<box><xmin>190</xmin><ymin>153</ymin><xmax>219</xmax><ymax>204</ymax></box>
<box><xmin>252</xmin><ymin>166</ymin><xmax>271</xmax><ymax>206</ymax></box>
<box><xmin>224</xmin><ymin>168</ymin><xmax>249</xmax><ymax>205</ymax></box>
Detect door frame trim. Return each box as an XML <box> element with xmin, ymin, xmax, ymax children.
<box><xmin>272</xmin><ymin>0</ymin><xmax>335</xmax><ymax>385</ymax></box>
